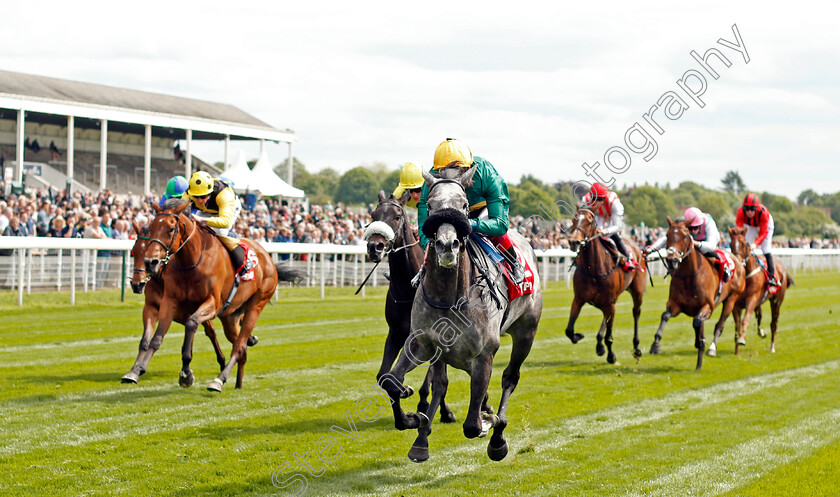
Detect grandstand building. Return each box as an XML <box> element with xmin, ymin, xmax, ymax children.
<box><xmin>0</xmin><ymin>69</ymin><xmax>295</xmax><ymax>195</ymax></box>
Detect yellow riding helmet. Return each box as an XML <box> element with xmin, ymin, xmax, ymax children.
<box><xmin>433</xmin><ymin>138</ymin><xmax>473</xmax><ymax>170</ymax></box>
<box><xmin>188</xmin><ymin>171</ymin><xmax>214</xmax><ymax>197</ymax></box>
<box><xmin>398</xmin><ymin>162</ymin><xmax>424</xmax><ymax>190</ymax></box>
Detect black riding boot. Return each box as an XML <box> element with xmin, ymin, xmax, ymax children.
<box><xmin>503</xmin><ymin>246</ymin><xmax>526</xmax><ymax>285</ymax></box>
<box><xmin>765</xmin><ymin>253</ymin><xmax>778</xmax><ymax>285</ymax></box>
<box><xmin>230</xmin><ymin>245</ymin><xmax>248</xmax><ymax>277</ymax></box>
<box><xmin>611</xmin><ymin>234</ymin><xmax>636</xmax><ymax>270</ymax></box>
<box><xmin>715</xmin><ymin>253</ymin><xmax>731</xmax><ymax>282</ymax></box>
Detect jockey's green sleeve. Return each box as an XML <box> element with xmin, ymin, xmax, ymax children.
<box><xmin>418</xmin><ymin>156</ymin><xmax>510</xmax><ymax>249</ymax></box>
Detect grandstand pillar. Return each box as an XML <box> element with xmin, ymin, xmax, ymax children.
<box><xmin>260</xmin><ymin>138</ymin><xmax>265</xmax><ymax>156</ymax></box>
<box><xmin>185</xmin><ymin>129</ymin><xmax>192</xmax><ymax>178</ymax></box>
<box><xmin>144</xmin><ymin>125</ymin><xmax>152</xmax><ymax>195</ymax></box>
<box><xmin>67</xmin><ymin>116</ymin><xmax>75</xmax><ymax>186</ymax></box>
<box><xmin>15</xmin><ymin>109</ymin><xmax>24</xmax><ymax>182</ymax></box>
<box><xmin>99</xmin><ymin>119</ymin><xmax>108</xmax><ymax>191</ymax></box>
<box><xmin>287</xmin><ymin>140</ymin><xmax>294</xmax><ymax>186</ymax></box>
<box><xmin>224</xmin><ymin>134</ymin><xmax>230</xmax><ymax>170</ymax></box>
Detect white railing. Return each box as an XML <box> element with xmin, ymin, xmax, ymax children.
<box><xmin>1</xmin><ymin>236</ymin><xmax>838</xmax><ymax>306</ymax></box>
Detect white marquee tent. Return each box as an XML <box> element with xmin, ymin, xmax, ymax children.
<box><xmin>220</xmin><ymin>149</ymin><xmax>304</xmax><ymax>198</ymax></box>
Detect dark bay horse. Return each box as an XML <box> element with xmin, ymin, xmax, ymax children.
<box><xmin>380</xmin><ymin>166</ymin><xmax>542</xmax><ymax>462</ymax></box>
<box><xmin>564</xmin><ymin>208</ymin><xmax>646</xmax><ymax>363</ymax></box>
<box><xmin>729</xmin><ymin>227</ymin><xmax>793</xmax><ymax>354</ymax></box>
<box><xmin>365</xmin><ymin>190</ymin><xmax>456</xmax><ymax>423</ymax></box>
<box><xmin>121</xmin><ymin>220</ymin><xmax>255</xmax><ymax>384</ymax></box>
<box><xmin>649</xmin><ymin>217</ymin><xmax>745</xmax><ymax>369</ymax></box>
<box><xmin>143</xmin><ymin>202</ymin><xmax>301</xmax><ymax>391</ymax></box>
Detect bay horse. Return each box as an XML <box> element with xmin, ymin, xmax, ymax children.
<box><xmin>365</xmin><ymin>190</ymin><xmax>456</xmax><ymax>423</ymax></box>
<box><xmin>121</xmin><ymin>218</ymin><xmax>255</xmax><ymax>384</ymax></box>
<box><xmin>564</xmin><ymin>208</ymin><xmax>646</xmax><ymax>363</ymax></box>
<box><xmin>649</xmin><ymin>217</ymin><xmax>745</xmax><ymax>369</ymax></box>
<box><xmin>143</xmin><ymin>202</ymin><xmax>302</xmax><ymax>391</ymax></box>
<box><xmin>379</xmin><ymin>166</ymin><xmax>542</xmax><ymax>462</ymax></box>
<box><xmin>729</xmin><ymin>227</ymin><xmax>793</xmax><ymax>354</ymax></box>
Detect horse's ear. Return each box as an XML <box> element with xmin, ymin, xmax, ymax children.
<box><xmin>152</xmin><ymin>203</ymin><xmax>161</xmax><ymax>213</ymax></box>
<box><xmin>174</xmin><ymin>203</ymin><xmax>190</xmax><ymax>214</ymax></box>
<box><xmin>459</xmin><ymin>165</ymin><xmax>478</xmax><ymax>189</ymax></box>
<box><xmin>132</xmin><ymin>219</ymin><xmax>141</xmax><ymax>234</ymax></box>
<box><xmin>397</xmin><ymin>190</ymin><xmax>410</xmax><ymax>206</ymax></box>
<box><xmin>666</xmin><ymin>216</ymin><xmax>674</xmax><ymax>227</ymax></box>
<box><xmin>422</xmin><ymin>170</ymin><xmax>437</xmax><ymax>189</ymax></box>
<box><xmin>378</xmin><ymin>190</ymin><xmax>387</xmax><ymax>203</ymax></box>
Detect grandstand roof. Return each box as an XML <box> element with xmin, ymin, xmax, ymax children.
<box><xmin>0</xmin><ymin>69</ymin><xmax>293</xmax><ymax>142</ymax></box>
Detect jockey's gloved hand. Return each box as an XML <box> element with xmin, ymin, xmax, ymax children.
<box><xmin>469</xmin><ymin>219</ymin><xmax>478</xmax><ymax>231</ymax></box>
<box><xmin>749</xmin><ymin>243</ymin><xmax>757</xmax><ymax>251</ymax></box>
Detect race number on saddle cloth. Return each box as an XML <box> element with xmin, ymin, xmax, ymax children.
<box><xmin>471</xmin><ymin>233</ymin><xmax>535</xmax><ymax>301</ymax></box>
<box><xmin>714</xmin><ymin>249</ymin><xmax>736</xmax><ymax>290</ymax></box>
<box><xmin>182</xmin><ymin>171</ymin><xmax>253</xmax><ymax>279</ymax></box>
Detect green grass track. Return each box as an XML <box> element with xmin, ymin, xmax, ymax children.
<box><xmin>1</xmin><ymin>271</ymin><xmax>839</xmax><ymax>496</ymax></box>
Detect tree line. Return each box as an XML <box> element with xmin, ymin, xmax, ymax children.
<box><xmin>270</xmin><ymin>161</ymin><xmax>839</xmax><ymax>239</ymax></box>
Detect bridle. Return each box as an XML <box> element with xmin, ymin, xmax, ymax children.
<box><xmin>364</xmin><ymin>198</ymin><xmax>419</xmax><ymax>256</ymax></box>
<box><xmin>148</xmin><ymin>212</ymin><xmax>202</xmax><ymax>271</ymax></box>
<box><xmin>731</xmin><ymin>237</ymin><xmax>761</xmax><ymax>278</ymax></box>
<box><xmin>664</xmin><ymin>225</ymin><xmax>699</xmax><ymax>277</ymax></box>
<box><xmin>568</xmin><ymin>209</ymin><xmax>601</xmax><ymax>250</ymax></box>
<box><xmin>131</xmin><ymin>234</ymin><xmax>152</xmax><ymax>285</ymax></box>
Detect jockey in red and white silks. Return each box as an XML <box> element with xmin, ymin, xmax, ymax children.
<box><xmin>581</xmin><ymin>182</ymin><xmax>638</xmax><ymax>271</ymax></box>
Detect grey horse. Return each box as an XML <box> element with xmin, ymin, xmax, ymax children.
<box><xmin>379</xmin><ymin>166</ymin><xmax>543</xmax><ymax>462</ymax></box>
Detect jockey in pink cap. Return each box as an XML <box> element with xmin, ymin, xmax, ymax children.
<box><xmin>646</xmin><ymin>207</ymin><xmax>730</xmax><ymax>282</ymax></box>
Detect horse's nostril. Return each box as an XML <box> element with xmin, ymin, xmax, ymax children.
<box><xmin>452</xmin><ymin>239</ymin><xmax>460</xmax><ymax>251</ymax></box>
<box><xmin>376</xmin><ymin>242</ymin><xmax>384</xmax><ymax>252</ymax></box>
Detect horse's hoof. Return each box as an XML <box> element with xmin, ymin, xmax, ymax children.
<box><xmin>247</xmin><ymin>335</ymin><xmax>259</xmax><ymax>346</ymax></box>
<box><xmin>758</xmin><ymin>328</ymin><xmax>766</xmax><ymax>338</ymax></box>
<box><xmin>121</xmin><ymin>372</ymin><xmax>140</xmax><ymax>384</ymax></box>
<box><xmin>650</xmin><ymin>343</ymin><xmax>660</xmax><ymax>355</ymax></box>
<box><xmin>633</xmin><ymin>348</ymin><xmax>643</xmax><ymax>360</ymax></box>
<box><xmin>770</xmin><ymin>344</ymin><xmax>776</xmax><ymax>353</ymax></box>
<box><xmin>737</xmin><ymin>337</ymin><xmax>746</xmax><ymax>346</ymax></box>
<box><xmin>417</xmin><ymin>412</ymin><xmax>430</xmax><ymax>428</ymax></box>
<box><xmin>179</xmin><ymin>371</ymin><xmax>194</xmax><ymax>388</ymax></box>
<box><xmin>487</xmin><ymin>441</ymin><xmax>509</xmax><ymax>461</ymax></box>
<box><xmin>707</xmin><ymin>348</ymin><xmax>717</xmax><ymax>357</ymax></box>
<box><xmin>207</xmin><ymin>378</ymin><xmax>224</xmax><ymax>392</ymax></box>
<box><xmin>596</xmin><ymin>343</ymin><xmax>606</xmax><ymax>356</ymax></box>
<box><xmin>408</xmin><ymin>445</ymin><xmax>429</xmax><ymax>462</ymax></box>
<box><xmin>607</xmin><ymin>352</ymin><xmax>617</xmax><ymax>364</ymax></box>
<box><xmin>401</xmin><ymin>385</ymin><xmax>415</xmax><ymax>399</ymax></box>
<box><xmin>440</xmin><ymin>411</ymin><xmax>457</xmax><ymax>424</ymax></box>
<box><xmin>566</xmin><ymin>331</ymin><xmax>584</xmax><ymax>344</ymax></box>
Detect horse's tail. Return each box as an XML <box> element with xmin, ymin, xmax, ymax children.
<box><xmin>275</xmin><ymin>262</ymin><xmax>306</xmax><ymax>285</ymax></box>
<box><xmin>786</xmin><ymin>273</ymin><xmax>795</xmax><ymax>288</ymax></box>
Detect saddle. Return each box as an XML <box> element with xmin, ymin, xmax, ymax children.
<box><xmin>754</xmin><ymin>255</ymin><xmax>779</xmax><ymax>295</ymax></box>
<box><xmin>470</xmin><ymin>234</ymin><xmax>535</xmax><ymax>301</ymax></box>
<box><xmin>597</xmin><ymin>236</ymin><xmax>643</xmax><ymax>272</ymax></box>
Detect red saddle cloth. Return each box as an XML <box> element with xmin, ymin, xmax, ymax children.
<box><xmin>238</xmin><ymin>241</ymin><xmax>258</xmax><ymax>281</ymax></box>
<box><xmin>503</xmin><ymin>245</ymin><xmax>536</xmax><ymax>301</ymax></box>
<box><xmin>713</xmin><ymin>249</ymin><xmax>736</xmax><ymax>283</ymax></box>
<box><xmin>755</xmin><ymin>255</ymin><xmax>779</xmax><ymax>295</ymax></box>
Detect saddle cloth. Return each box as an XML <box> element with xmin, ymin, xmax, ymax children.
<box><xmin>472</xmin><ymin>234</ymin><xmax>535</xmax><ymax>301</ymax></box>
<box><xmin>754</xmin><ymin>254</ymin><xmax>779</xmax><ymax>295</ymax></box>
<box><xmin>713</xmin><ymin>249</ymin><xmax>736</xmax><ymax>283</ymax></box>
<box><xmin>239</xmin><ymin>241</ymin><xmax>258</xmax><ymax>281</ymax></box>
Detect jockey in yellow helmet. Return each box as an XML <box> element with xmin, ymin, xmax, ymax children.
<box><xmin>392</xmin><ymin>162</ymin><xmax>424</xmax><ymax>209</ymax></box>
<box><xmin>182</xmin><ymin>171</ymin><xmax>251</xmax><ymax>277</ymax></box>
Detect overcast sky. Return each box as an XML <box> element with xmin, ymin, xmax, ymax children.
<box><xmin>1</xmin><ymin>1</ymin><xmax>838</xmax><ymax>199</ymax></box>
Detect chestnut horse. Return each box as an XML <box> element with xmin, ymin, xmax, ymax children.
<box><xmin>365</xmin><ymin>190</ymin><xmax>456</xmax><ymax>423</ymax></box>
<box><xmin>649</xmin><ymin>217</ymin><xmax>745</xmax><ymax>369</ymax></box>
<box><xmin>729</xmin><ymin>226</ymin><xmax>793</xmax><ymax>354</ymax></box>
<box><xmin>121</xmin><ymin>220</ymin><xmax>255</xmax><ymax>384</ymax></box>
<box><xmin>143</xmin><ymin>202</ymin><xmax>301</xmax><ymax>391</ymax></box>
<box><xmin>564</xmin><ymin>208</ymin><xmax>646</xmax><ymax>363</ymax></box>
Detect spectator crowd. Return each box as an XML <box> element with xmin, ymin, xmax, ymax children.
<box><xmin>1</xmin><ymin>186</ymin><xmax>839</xmax><ymax>253</ymax></box>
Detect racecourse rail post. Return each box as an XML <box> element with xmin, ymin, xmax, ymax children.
<box><xmin>120</xmin><ymin>250</ymin><xmax>127</xmax><ymax>302</ymax></box>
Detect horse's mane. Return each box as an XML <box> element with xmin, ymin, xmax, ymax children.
<box><xmin>437</xmin><ymin>165</ymin><xmax>475</xmax><ymax>190</ymax></box>
<box><xmin>161</xmin><ymin>198</ymin><xmax>187</xmax><ymax>211</ymax></box>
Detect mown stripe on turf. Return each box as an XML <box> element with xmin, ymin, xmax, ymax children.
<box><xmin>625</xmin><ymin>407</ymin><xmax>840</xmax><ymax>497</ymax></box>
<box><xmin>349</xmin><ymin>359</ymin><xmax>840</xmax><ymax>495</ymax></box>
